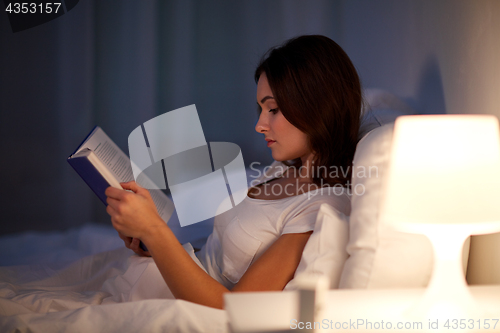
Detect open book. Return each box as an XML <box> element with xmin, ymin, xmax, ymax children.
<box><xmin>68</xmin><ymin>126</ymin><xmax>175</xmax><ymax>249</ymax></box>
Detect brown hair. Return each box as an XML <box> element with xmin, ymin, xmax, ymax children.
<box><xmin>255</xmin><ymin>35</ymin><xmax>361</xmax><ymax>187</ymax></box>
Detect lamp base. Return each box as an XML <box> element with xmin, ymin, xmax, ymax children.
<box><xmin>402</xmin><ymin>226</ymin><xmax>481</xmax><ymax>325</ymax></box>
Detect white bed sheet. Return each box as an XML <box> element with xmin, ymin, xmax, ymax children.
<box><xmin>1</xmin><ymin>298</ymin><xmax>227</xmax><ymax>333</ymax></box>
<box><xmin>0</xmin><ymin>223</ymin><xmax>227</xmax><ymax>333</ymax></box>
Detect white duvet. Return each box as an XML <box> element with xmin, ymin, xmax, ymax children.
<box><xmin>0</xmin><ymin>224</ymin><xmax>227</xmax><ymax>333</ymax></box>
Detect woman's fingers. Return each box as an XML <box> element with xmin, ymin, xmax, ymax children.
<box><xmin>105</xmin><ymin>186</ymin><xmax>127</xmax><ymax>200</ymax></box>
<box><xmin>104</xmin><ymin>183</ymin><xmax>158</xmax><ymax>253</ymax></box>
<box><xmin>105</xmin><ymin>182</ymin><xmax>149</xmax><ymax>205</ymax></box>
<box><xmin>118</xmin><ymin>233</ymin><xmax>150</xmax><ymax>256</ymax></box>
<box><xmin>120</xmin><ymin>181</ymin><xmax>141</xmax><ymax>193</ymax></box>
<box><xmin>121</xmin><ymin>181</ymin><xmax>152</xmax><ymax>199</ymax></box>
<box><xmin>130</xmin><ymin>238</ymin><xmax>152</xmax><ymax>257</ymax></box>
<box><xmin>118</xmin><ymin>232</ymin><xmax>133</xmax><ymax>248</ymax></box>
<box><xmin>106</xmin><ymin>196</ymin><xmax>119</xmax><ymax>208</ymax></box>
<box><xmin>106</xmin><ymin>202</ymin><xmax>117</xmax><ymax>216</ymax></box>
<box><xmin>104</xmin><ymin>182</ymin><xmax>161</xmax><ymax>241</ymax></box>
<box><xmin>130</xmin><ymin>238</ymin><xmax>143</xmax><ymax>252</ymax></box>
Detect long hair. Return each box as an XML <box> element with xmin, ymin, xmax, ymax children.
<box><xmin>255</xmin><ymin>35</ymin><xmax>361</xmax><ymax>187</ymax></box>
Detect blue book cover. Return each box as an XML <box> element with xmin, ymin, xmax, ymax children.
<box><xmin>67</xmin><ymin>149</ymin><xmax>111</xmax><ymax>205</ymax></box>
<box><xmin>66</xmin><ymin>126</ymin><xmax>175</xmax><ymax>252</ymax></box>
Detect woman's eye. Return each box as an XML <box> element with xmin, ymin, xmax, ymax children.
<box><xmin>269</xmin><ymin>108</ymin><xmax>279</xmax><ymax>114</ymax></box>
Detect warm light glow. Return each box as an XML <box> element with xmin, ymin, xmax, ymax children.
<box><xmin>380</xmin><ymin>114</ymin><xmax>500</xmax><ymax>322</ymax></box>
<box><xmin>381</xmin><ymin>115</ymin><xmax>500</xmax><ymax>228</ymax></box>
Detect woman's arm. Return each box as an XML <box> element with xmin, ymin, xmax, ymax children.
<box><xmin>105</xmin><ymin>181</ymin><xmax>311</xmax><ymax>309</ymax></box>
<box><xmin>232</xmin><ymin>231</ymin><xmax>311</xmax><ymax>292</ymax></box>
<box><xmin>144</xmin><ymin>223</ymin><xmax>311</xmax><ymax>309</ymax></box>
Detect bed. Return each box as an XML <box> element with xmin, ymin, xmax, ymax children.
<box><xmin>0</xmin><ymin>215</ymin><xmax>228</xmax><ymax>332</ymax></box>
<box><xmin>0</xmin><ymin>89</ymin><xmax>437</xmax><ymax>333</ymax></box>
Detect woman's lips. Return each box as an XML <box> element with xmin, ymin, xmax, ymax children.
<box><xmin>266</xmin><ymin>140</ymin><xmax>276</xmax><ymax>147</ymax></box>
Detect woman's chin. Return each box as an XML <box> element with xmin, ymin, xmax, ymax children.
<box><xmin>271</xmin><ymin>153</ymin><xmax>290</xmax><ymax>162</ymax></box>
<box><xmin>271</xmin><ymin>152</ymin><xmax>283</xmax><ymax>161</ymax></box>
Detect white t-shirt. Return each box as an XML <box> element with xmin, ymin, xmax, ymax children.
<box><xmin>196</xmin><ymin>163</ymin><xmax>351</xmax><ymax>289</ymax></box>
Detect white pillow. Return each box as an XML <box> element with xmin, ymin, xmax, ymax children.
<box><xmin>339</xmin><ymin>124</ymin><xmax>435</xmax><ymax>288</ymax></box>
<box><xmin>284</xmin><ymin>203</ymin><xmax>349</xmax><ymax>290</ymax></box>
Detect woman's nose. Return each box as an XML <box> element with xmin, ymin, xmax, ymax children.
<box><xmin>255</xmin><ymin>113</ymin><xmax>269</xmax><ymax>133</ymax></box>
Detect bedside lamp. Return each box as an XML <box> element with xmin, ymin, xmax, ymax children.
<box><xmin>380</xmin><ymin>115</ymin><xmax>500</xmax><ymax>320</ymax></box>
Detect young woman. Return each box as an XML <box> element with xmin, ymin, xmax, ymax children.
<box><xmin>105</xmin><ymin>35</ymin><xmax>361</xmax><ymax>309</ymax></box>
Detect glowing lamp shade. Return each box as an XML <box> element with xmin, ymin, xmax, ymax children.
<box><xmin>381</xmin><ymin>115</ymin><xmax>500</xmax><ymax>320</ymax></box>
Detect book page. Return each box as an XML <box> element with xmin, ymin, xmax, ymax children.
<box><xmin>74</xmin><ymin>127</ymin><xmax>174</xmax><ymax>223</ymax></box>
<box><xmin>75</xmin><ymin>127</ymin><xmax>133</xmax><ymax>182</ymax></box>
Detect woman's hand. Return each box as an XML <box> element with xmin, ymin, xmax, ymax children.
<box><xmin>117</xmin><ymin>232</ymin><xmax>151</xmax><ymax>257</ymax></box>
<box><xmin>105</xmin><ymin>181</ymin><xmax>166</xmax><ymax>244</ymax></box>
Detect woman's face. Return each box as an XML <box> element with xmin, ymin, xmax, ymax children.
<box><xmin>255</xmin><ymin>73</ymin><xmax>312</xmax><ymax>162</ymax></box>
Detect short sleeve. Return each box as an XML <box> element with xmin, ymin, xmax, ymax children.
<box><xmin>281</xmin><ymin>202</ymin><xmax>322</xmax><ymax>235</ymax></box>
<box><xmin>281</xmin><ymin>190</ymin><xmax>351</xmax><ymax>235</ymax></box>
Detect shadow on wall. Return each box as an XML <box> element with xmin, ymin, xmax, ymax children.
<box><xmin>407</xmin><ymin>56</ymin><xmax>446</xmax><ymax>115</ymax></box>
